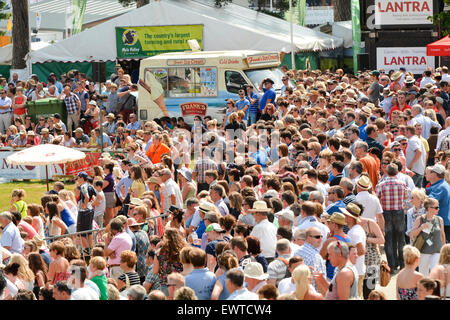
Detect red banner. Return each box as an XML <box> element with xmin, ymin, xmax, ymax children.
<box><xmin>65</xmin><ymin>152</ymin><xmax>101</xmax><ymax>176</ymax></box>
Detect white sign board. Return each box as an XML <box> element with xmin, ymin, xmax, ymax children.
<box><xmin>0</xmin><ymin>151</ymin><xmax>64</xmax><ymax>181</ymax></box>
<box><xmin>305</xmin><ymin>7</ymin><xmax>334</xmax><ymax>25</ymax></box>
<box><xmin>376</xmin><ymin>47</ymin><xmax>435</xmax><ymax>74</ymax></box>
<box><xmin>375</xmin><ymin>0</ymin><xmax>433</xmax><ymax>25</ymax></box>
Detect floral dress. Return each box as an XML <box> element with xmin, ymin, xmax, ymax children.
<box><xmin>157</xmin><ymin>249</ymin><xmax>183</xmax><ymax>287</ymax></box>
<box><xmin>134</xmin><ymin>230</ymin><xmax>150</xmax><ymax>279</ymax></box>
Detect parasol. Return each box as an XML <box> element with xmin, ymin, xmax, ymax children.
<box><xmin>6</xmin><ymin>144</ymin><xmax>86</xmax><ymax>191</ymax></box>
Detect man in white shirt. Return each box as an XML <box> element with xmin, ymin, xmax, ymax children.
<box><xmin>249</xmin><ymin>201</ymin><xmax>277</xmax><ymax>261</ymax></box>
<box><xmin>159</xmin><ymin>168</ymin><xmax>183</xmax><ymax>213</ymax></box>
<box><xmin>405</xmin><ymin>125</ymin><xmax>426</xmax><ymax>187</ymax></box>
<box><xmin>354</xmin><ymin>175</ymin><xmax>385</xmax><ymax>232</ymax></box>
<box><xmin>68</xmin><ymin>265</ymin><xmax>99</xmax><ymax>300</ymax></box>
<box><xmin>340</xmin><ymin>203</ymin><xmax>366</xmax><ymax>299</ymax></box>
<box><xmin>441</xmin><ymin>66</ymin><xmax>450</xmax><ymax>82</ymax></box>
<box><xmin>0</xmin><ymin>89</ymin><xmax>12</xmax><ymax>134</ymax></box>
<box><xmin>436</xmin><ymin>117</ymin><xmax>450</xmax><ymax>152</ymax></box>
<box><xmin>419</xmin><ymin>70</ymin><xmax>435</xmax><ymax>88</ymax></box>
<box><xmin>410</xmin><ymin>105</ymin><xmax>441</xmax><ymax>139</ymax></box>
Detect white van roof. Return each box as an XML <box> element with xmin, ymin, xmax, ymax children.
<box><xmin>141</xmin><ymin>50</ymin><xmax>281</xmax><ymax>69</ymax></box>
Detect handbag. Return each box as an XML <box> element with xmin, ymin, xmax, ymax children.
<box><xmin>379</xmin><ymin>260</ymin><xmax>391</xmax><ymax>287</ymax></box>
<box><xmin>413</xmin><ymin>216</ymin><xmax>427</xmax><ymax>251</ymax></box>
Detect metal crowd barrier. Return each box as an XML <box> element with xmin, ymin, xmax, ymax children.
<box><xmin>43</xmin><ymin>214</ymin><xmax>168</xmax><ymax>260</ymax></box>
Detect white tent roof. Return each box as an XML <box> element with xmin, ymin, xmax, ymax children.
<box><xmin>30</xmin><ymin>0</ymin><xmax>343</xmax><ymax>64</ymax></box>
<box><xmin>0</xmin><ymin>42</ymin><xmax>50</xmax><ymax>65</ymax></box>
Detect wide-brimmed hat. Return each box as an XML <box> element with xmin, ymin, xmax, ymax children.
<box><xmin>340</xmin><ymin>203</ymin><xmax>361</xmax><ymax>222</ymax></box>
<box><xmin>243</xmin><ymin>262</ymin><xmax>269</xmax><ymax>280</ymax></box>
<box><xmin>383</xmin><ymin>87</ymin><xmax>394</xmax><ymax>97</ymax></box>
<box><xmin>147</xmin><ymin>177</ymin><xmax>159</xmax><ymax>184</ymax></box>
<box><xmin>19</xmin><ymin>130</ymin><xmax>26</xmax><ymax>135</ymax></box>
<box><xmin>27</xmin><ymin>131</ymin><xmax>35</xmax><ymax>136</ymax></box>
<box><xmin>128</xmin><ymin>197</ymin><xmax>144</xmax><ymax>206</ymax></box>
<box><xmin>198</xmin><ymin>201</ymin><xmax>216</xmax><ymax>214</ymax></box>
<box><xmin>106</xmin><ymin>113</ymin><xmax>115</xmax><ymax>119</ymax></box>
<box><xmin>345</xmin><ymin>98</ymin><xmax>357</xmax><ymax>105</ymax></box>
<box><xmin>88</xmin><ymin>100</ymin><xmax>97</xmax><ymax>107</ymax></box>
<box><xmin>276</xmin><ymin>209</ymin><xmax>295</xmax><ymax>222</ymax></box>
<box><xmin>248</xmin><ymin>200</ymin><xmax>272</xmax><ymax>213</ymax></box>
<box><xmin>41</xmin><ymin>128</ymin><xmax>49</xmax><ymax>134</ymax></box>
<box><xmin>327</xmin><ymin>212</ymin><xmax>347</xmax><ymax>226</ymax></box>
<box><xmin>405</xmin><ymin>76</ymin><xmax>415</xmax><ymax>84</ymax></box>
<box><xmin>177</xmin><ymin>167</ymin><xmax>193</xmax><ymax>182</ymax></box>
<box><xmin>361</xmin><ymin>106</ymin><xmax>372</xmax><ymax>116</ymax></box>
<box><xmin>391</xmin><ymin>71</ymin><xmax>402</xmax><ymax>81</ymax></box>
<box><xmin>127</xmin><ymin>217</ymin><xmax>144</xmax><ymax>227</ymax></box>
<box><xmin>356</xmin><ymin>175</ymin><xmax>372</xmax><ymax>190</ymax></box>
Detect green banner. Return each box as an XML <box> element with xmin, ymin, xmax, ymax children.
<box><xmin>72</xmin><ymin>0</ymin><xmax>87</xmax><ymax>35</ymax></box>
<box><xmin>297</xmin><ymin>0</ymin><xmax>306</xmax><ymax>26</ymax></box>
<box><xmin>351</xmin><ymin>0</ymin><xmax>361</xmax><ymax>74</ymax></box>
<box><xmin>116</xmin><ymin>25</ymin><xmax>203</xmax><ymax>59</ymax></box>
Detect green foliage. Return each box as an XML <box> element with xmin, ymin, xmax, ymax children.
<box><xmin>0</xmin><ymin>1</ymin><xmax>11</xmax><ymax>37</ymax></box>
<box><xmin>428</xmin><ymin>0</ymin><xmax>450</xmax><ymax>36</ymax></box>
<box><xmin>214</xmin><ymin>0</ymin><xmax>232</xmax><ymax>8</ymax></box>
<box><xmin>250</xmin><ymin>0</ymin><xmax>297</xmax><ymax>18</ymax></box>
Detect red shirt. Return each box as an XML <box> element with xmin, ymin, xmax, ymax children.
<box><xmin>19</xmin><ymin>220</ymin><xmax>38</xmax><ymax>239</ymax></box>
<box><xmin>389</xmin><ymin>103</ymin><xmax>411</xmax><ymax>120</ymax></box>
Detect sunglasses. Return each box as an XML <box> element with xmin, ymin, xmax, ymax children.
<box><xmin>393</xmin><ymin>148</ymin><xmax>401</xmax><ymax>152</ymax></box>
<box><xmin>432</xmin><ymin>206</ymin><xmax>440</xmax><ymax>209</ymax></box>
<box><xmin>309</xmin><ymin>235</ymin><xmax>323</xmax><ymax>239</ymax></box>
<box><xmin>381</xmin><ymin>161</ymin><xmax>390</xmax><ymax>165</ymax></box>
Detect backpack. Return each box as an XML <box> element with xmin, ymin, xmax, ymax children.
<box><xmin>276</xmin><ymin>257</ymin><xmax>291</xmax><ymax>279</ymax></box>
<box><xmin>440</xmin><ymin>133</ymin><xmax>450</xmax><ymax>152</ymax></box>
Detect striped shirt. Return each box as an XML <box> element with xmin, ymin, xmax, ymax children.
<box><xmin>193</xmin><ymin>158</ymin><xmax>218</xmax><ymax>183</ymax></box>
<box><xmin>375</xmin><ymin>177</ymin><xmax>409</xmax><ymax>211</ymax></box>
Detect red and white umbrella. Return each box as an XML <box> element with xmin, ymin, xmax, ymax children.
<box><xmin>6</xmin><ymin>144</ymin><xmax>86</xmax><ymax>190</ymax></box>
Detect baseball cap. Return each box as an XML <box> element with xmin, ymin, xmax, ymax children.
<box><xmin>427</xmin><ymin>164</ymin><xmax>446</xmax><ymax>175</ymax></box>
<box><xmin>77</xmin><ymin>171</ymin><xmax>88</xmax><ymax>180</ymax></box>
<box><xmin>276</xmin><ymin>209</ymin><xmax>295</xmax><ymax>223</ymax></box>
<box><xmin>205</xmin><ymin>223</ymin><xmax>224</xmax><ymax>233</ymax></box>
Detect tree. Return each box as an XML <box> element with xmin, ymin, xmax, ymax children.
<box><xmin>11</xmin><ymin>0</ymin><xmax>29</xmax><ymax>70</ymax></box>
<box><xmin>0</xmin><ymin>1</ymin><xmax>10</xmax><ymax>36</ymax></box>
<box><xmin>250</xmin><ymin>0</ymin><xmax>297</xmax><ymax>19</ymax></box>
<box><xmin>333</xmin><ymin>0</ymin><xmax>350</xmax><ymax>22</ymax></box>
<box><xmin>428</xmin><ymin>0</ymin><xmax>450</xmax><ymax>36</ymax></box>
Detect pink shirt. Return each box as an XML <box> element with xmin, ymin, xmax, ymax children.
<box><xmin>19</xmin><ymin>221</ymin><xmax>38</xmax><ymax>240</ymax></box>
<box><xmin>107</xmin><ymin>232</ymin><xmax>132</xmax><ymax>265</ymax></box>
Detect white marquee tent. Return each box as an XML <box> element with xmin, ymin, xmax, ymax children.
<box><xmin>30</xmin><ymin>0</ymin><xmax>343</xmax><ymax>64</ymax></box>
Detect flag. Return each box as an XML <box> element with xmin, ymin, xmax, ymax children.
<box><xmin>297</xmin><ymin>0</ymin><xmax>306</xmax><ymax>27</ymax></box>
<box><xmin>72</xmin><ymin>0</ymin><xmax>87</xmax><ymax>35</ymax></box>
<box><xmin>6</xmin><ymin>16</ymin><xmax>11</xmax><ymax>31</ymax></box>
<box><xmin>351</xmin><ymin>0</ymin><xmax>361</xmax><ymax>74</ymax></box>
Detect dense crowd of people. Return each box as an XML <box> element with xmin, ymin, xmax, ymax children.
<box><xmin>0</xmin><ymin>64</ymin><xmax>449</xmax><ymax>301</ymax></box>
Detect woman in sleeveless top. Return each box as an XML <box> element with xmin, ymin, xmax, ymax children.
<box><xmin>46</xmin><ymin>201</ymin><xmax>67</xmax><ymax>237</ymax></box>
<box><xmin>360</xmin><ymin>217</ymin><xmax>385</xmax><ymax>299</ymax></box>
<box><xmin>430</xmin><ymin>244</ymin><xmax>450</xmax><ymax>300</ymax></box>
<box><xmin>396</xmin><ymin>245</ymin><xmax>424</xmax><ymax>300</ymax></box>
<box><xmin>409</xmin><ymin>198</ymin><xmax>445</xmax><ymax>277</ymax></box>
<box><xmin>177</xmin><ymin>168</ymin><xmax>196</xmax><ymax>207</ymax></box>
<box><xmin>13</xmin><ymin>87</ymin><xmax>27</xmax><ymax>119</ymax></box>
<box><xmin>47</xmin><ymin>242</ymin><xmax>70</xmax><ymax>285</ymax></box>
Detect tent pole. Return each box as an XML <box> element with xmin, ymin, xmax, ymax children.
<box><xmin>46</xmin><ymin>165</ymin><xmax>49</xmax><ymax>191</ymax></box>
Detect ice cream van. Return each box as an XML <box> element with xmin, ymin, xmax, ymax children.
<box><xmin>137</xmin><ymin>50</ymin><xmax>288</xmax><ymax>123</ymax></box>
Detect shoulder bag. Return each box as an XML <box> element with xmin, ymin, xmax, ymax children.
<box><xmin>413</xmin><ymin>216</ymin><xmax>426</xmax><ymax>251</ymax></box>
<box><xmin>379</xmin><ymin>260</ymin><xmax>391</xmax><ymax>287</ymax></box>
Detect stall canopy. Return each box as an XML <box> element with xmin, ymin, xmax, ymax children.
<box><xmin>30</xmin><ymin>0</ymin><xmax>343</xmax><ymax>64</ymax></box>
<box><xmin>427</xmin><ymin>36</ymin><xmax>450</xmax><ymax>56</ymax></box>
<box><xmin>0</xmin><ymin>42</ymin><xmax>50</xmax><ymax>65</ymax></box>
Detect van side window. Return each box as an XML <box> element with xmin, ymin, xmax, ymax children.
<box><xmin>168</xmin><ymin>67</ymin><xmax>200</xmax><ymax>97</ymax></box>
<box><xmin>225</xmin><ymin>71</ymin><xmax>247</xmax><ymax>94</ymax></box>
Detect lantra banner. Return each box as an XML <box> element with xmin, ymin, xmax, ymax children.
<box><xmin>374</xmin><ymin>0</ymin><xmax>433</xmax><ymax>26</ymax></box>
<box><xmin>116</xmin><ymin>25</ymin><xmax>203</xmax><ymax>59</ymax></box>
<box><xmin>376</xmin><ymin>47</ymin><xmax>435</xmax><ymax>74</ymax></box>
<box><xmin>65</xmin><ymin>152</ymin><xmax>101</xmax><ymax>176</ymax></box>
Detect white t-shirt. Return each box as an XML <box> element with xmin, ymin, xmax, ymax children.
<box><xmin>348</xmin><ymin>224</ymin><xmax>367</xmax><ymax>276</ymax></box>
<box><xmin>355</xmin><ymin>191</ymin><xmax>383</xmax><ymax>221</ymax></box>
<box><xmin>250</xmin><ymin>219</ymin><xmax>277</xmax><ymax>258</ymax></box>
<box><xmin>94</xmin><ymin>190</ymin><xmax>106</xmax><ymax>217</ymax></box>
<box><xmin>162</xmin><ymin>178</ymin><xmax>183</xmax><ymax>212</ymax></box>
<box><xmin>71</xmin><ymin>286</ymin><xmax>99</xmax><ymax>300</ymax></box>
<box><xmin>405</xmin><ymin>135</ymin><xmax>426</xmax><ymax>175</ymax></box>
<box><xmin>278</xmin><ymin>279</ymin><xmax>318</xmax><ymax>296</ymax></box>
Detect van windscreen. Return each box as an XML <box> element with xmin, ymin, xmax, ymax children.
<box><xmin>244</xmin><ymin>68</ymin><xmax>293</xmax><ymax>92</ymax></box>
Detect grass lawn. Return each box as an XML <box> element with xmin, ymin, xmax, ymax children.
<box><xmin>0</xmin><ymin>181</ymin><xmax>76</xmax><ymax>211</ymax></box>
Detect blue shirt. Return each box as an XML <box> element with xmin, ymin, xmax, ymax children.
<box><xmin>326</xmin><ymin>200</ymin><xmax>346</xmax><ymax>215</ymax></box>
<box><xmin>235</xmin><ymin>98</ymin><xmax>250</xmax><ymax>120</ymax></box>
<box><xmin>246</xmin><ymin>92</ymin><xmax>259</xmax><ymax>114</ymax></box>
<box><xmin>196</xmin><ymin>220</ymin><xmax>206</xmax><ymax>239</ymax></box>
<box><xmin>218</xmin><ymin>271</ymin><xmax>231</xmax><ymax>300</ymax></box>
<box><xmin>126</xmin><ymin>121</ymin><xmax>142</xmax><ymax>131</ymax></box>
<box><xmin>259</xmin><ymin>88</ymin><xmax>276</xmax><ymax>111</ymax></box>
<box><xmin>185</xmin><ymin>268</ymin><xmax>216</xmax><ymax>300</ymax></box>
<box><xmin>249</xmin><ymin>150</ymin><xmax>269</xmax><ymax>168</ymax></box>
<box><xmin>96</xmin><ymin>133</ymin><xmax>112</xmax><ymax>146</ymax></box>
<box><xmin>0</xmin><ymin>222</ymin><xmax>24</xmax><ymax>254</ymax></box>
<box><xmin>359</xmin><ymin>123</ymin><xmax>368</xmax><ymax>141</ymax></box>
<box><xmin>426</xmin><ymin>179</ymin><xmax>450</xmax><ymax>226</ymax></box>
<box><xmin>115</xmin><ymin>174</ymin><xmax>132</xmax><ymax>198</ymax></box>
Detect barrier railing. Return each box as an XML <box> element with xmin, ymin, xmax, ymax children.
<box><xmin>43</xmin><ymin>214</ymin><xmax>168</xmax><ymax>260</ymax></box>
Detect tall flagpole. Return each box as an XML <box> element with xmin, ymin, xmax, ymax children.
<box><xmin>289</xmin><ymin>0</ymin><xmax>295</xmax><ymax>70</ymax></box>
